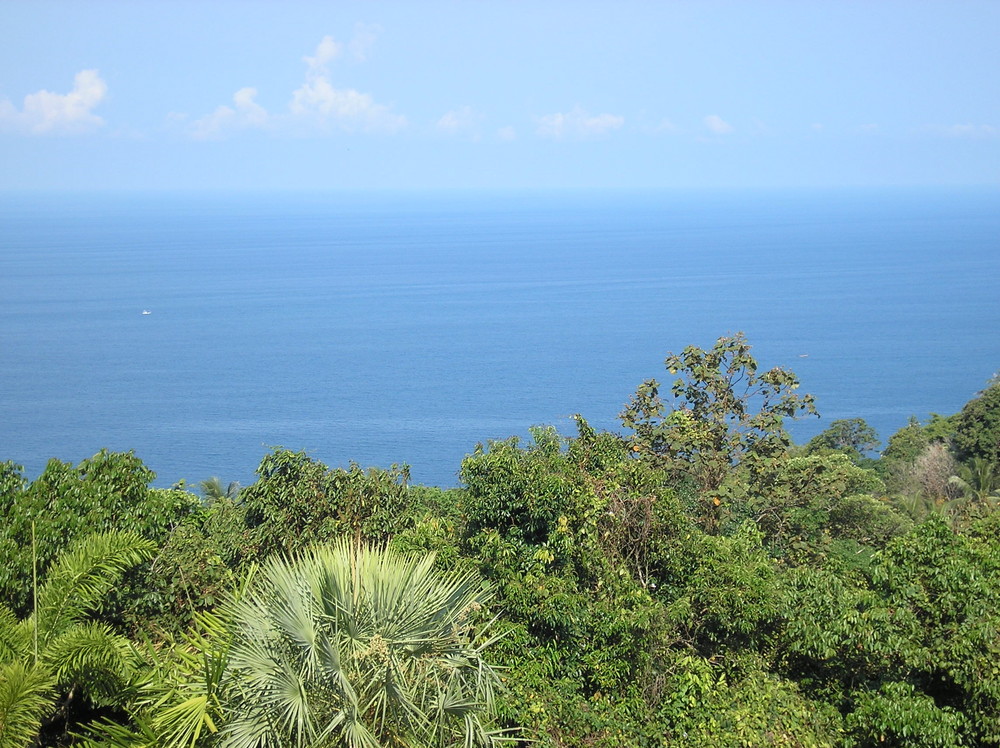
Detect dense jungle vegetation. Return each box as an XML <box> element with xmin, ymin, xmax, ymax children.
<box><xmin>3</xmin><ymin>333</ymin><xmax>1000</xmax><ymax>747</ymax></box>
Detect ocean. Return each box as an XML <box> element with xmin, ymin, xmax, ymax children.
<box><xmin>2</xmin><ymin>188</ymin><xmax>998</xmax><ymax>488</ymax></box>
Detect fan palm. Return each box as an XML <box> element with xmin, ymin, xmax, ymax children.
<box><xmin>947</xmin><ymin>457</ymin><xmax>1000</xmax><ymax>510</ymax></box>
<box><xmin>0</xmin><ymin>531</ymin><xmax>154</xmax><ymax>748</ymax></box>
<box><xmin>220</xmin><ymin>541</ymin><xmax>509</xmax><ymax>748</ymax></box>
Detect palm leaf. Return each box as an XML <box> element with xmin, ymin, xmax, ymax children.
<box><xmin>0</xmin><ymin>607</ymin><xmax>30</xmax><ymax>665</ymax></box>
<box><xmin>33</xmin><ymin>532</ymin><xmax>155</xmax><ymax>648</ymax></box>
<box><xmin>43</xmin><ymin>622</ymin><xmax>139</xmax><ymax>704</ymax></box>
<box><xmin>220</xmin><ymin>539</ymin><xmax>505</xmax><ymax>748</ymax></box>
<box><xmin>0</xmin><ymin>661</ymin><xmax>55</xmax><ymax>748</ymax></box>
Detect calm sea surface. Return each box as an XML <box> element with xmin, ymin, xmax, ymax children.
<box><xmin>2</xmin><ymin>188</ymin><xmax>998</xmax><ymax>488</ymax></box>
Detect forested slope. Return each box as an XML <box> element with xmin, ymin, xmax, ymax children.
<box><xmin>2</xmin><ymin>333</ymin><xmax>999</xmax><ymax>747</ymax></box>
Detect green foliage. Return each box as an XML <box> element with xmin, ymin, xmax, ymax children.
<box><xmin>390</xmin><ymin>486</ymin><xmax>468</xmax><ymax>568</ymax></box>
<box><xmin>804</xmin><ymin>418</ymin><xmax>880</xmax><ymax>465</ymax></box>
<box><xmin>755</xmin><ymin>454</ymin><xmax>904</xmax><ymax>559</ymax></box>
<box><xmin>845</xmin><ymin>681</ymin><xmax>969</xmax><ymax>747</ymax></box>
<box><xmin>658</xmin><ymin>658</ymin><xmax>843</xmax><ymax>747</ymax></box>
<box><xmin>952</xmin><ymin>380</ymin><xmax>1000</xmax><ymax>464</ymax></box>
<box><xmin>142</xmin><ymin>519</ymin><xmax>237</xmax><ymax>637</ymax></box>
<box><xmin>923</xmin><ymin>412</ymin><xmax>958</xmax><ymax>445</ymax></box>
<box><xmin>948</xmin><ymin>456</ymin><xmax>1000</xmax><ymax>508</ymax></box>
<box><xmin>0</xmin><ymin>661</ymin><xmax>55</xmax><ymax>748</ymax></box>
<box><xmin>0</xmin><ymin>451</ymin><xmax>197</xmax><ymax>619</ymax></box>
<box><xmin>198</xmin><ymin>477</ymin><xmax>241</xmax><ymax>503</ymax></box>
<box><xmin>462</xmin><ymin>426</ymin><xmax>606</xmax><ymax>587</ymax></box>
<box><xmin>870</xmin><ymin>517</ymin><xmax>1000</xmax><ymax>742</ymax></box>
<box><xmin>880</xmin><ymin>417</ymin><xmax>931</xmax><ymax>479</ymax></box>
<box><xmin>0</xmin><ymin>532</ymin><xmax>154</xmax><ymax>747</ymax></box>
<box><xmin>82</xmin><ymin>608</ymin><xmax>233</xmax><ymax>748</ymax></box>
<box><xmin>0</xmin><ymin>461</ymin><xmax>26</xmax><ymax>504</ymax></box>
<box><xmin>221</xmin><ymin>541</ymin><xmax>508</xmax><ymax>748</ymax></box>
<box><xmin>778</xmin><ymin>565</ymin><xmax>914</xmax><ymax>702</ymax></box>
<box><xmin>621</xmin><ymin>332</ymin><xmax>817</xmax><ymax>531</ymax></box>
<box><xmin>877</xmin><ymin>417</ymin><xmax>931</xmax><ymax>496</ymax></box>
<box><xmin>239</xmin><ymin>448</ymin><xmax>414</xmax><ymax>561</ymax></box>
<box><xmin>661</xmin><ymin>524</ymin><xmax>783</xmax><ymax>654</ymax></box>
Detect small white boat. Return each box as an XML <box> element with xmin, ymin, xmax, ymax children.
<box><xmin>142</xmin><ymin>310</ymin><xmax>152</xmax><ymax>315</ymax></box>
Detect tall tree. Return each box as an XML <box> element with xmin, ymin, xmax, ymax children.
<box><xmin>621</xmin><ymin>333</ymin><xmax>817</xmax><ymax>528</ymax></box>
<box><xmin>239</xmin><ymin>449</ymin><xmax>413</xmax><ymax>561</ymax></box>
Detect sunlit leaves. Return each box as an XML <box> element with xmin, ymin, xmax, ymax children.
<box><xmin>221</xmin><ymin>541</ymin><xmax>507</xmax><ymax>748</ymax></box>
<box><xmin>621</xmin><ymin>332</ymin><xmax>817</xmax><ymax>514</ymax></box>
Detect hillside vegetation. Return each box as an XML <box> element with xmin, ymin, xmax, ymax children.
<box><xmin>2</xmin><ymin>333</ymin><xmax>999</xmax><ymax>747</ymax></box>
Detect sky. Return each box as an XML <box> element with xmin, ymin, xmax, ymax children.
<box><xmin>1</xmin><ymin>1</ymin><xmax>998</xmax><ymax>191</ymax></box>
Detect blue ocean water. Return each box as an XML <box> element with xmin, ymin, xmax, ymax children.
<box><xmin>2</xmin><ymin>188</ymin><xmax>998</xmax><ymax>488</ymax></box>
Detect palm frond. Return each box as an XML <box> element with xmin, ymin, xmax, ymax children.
<box><xmin>0</xmin><ymin>660</ymin><xmax>55</xmax><ymax>748</ymax></box>
<box><xmin>0</xmin><ymin>607</ymin><xmax>30</xmax><ymax>665</ymax></box>
<box><xmin>34</xmin><ymin>532</ymin><xmax>155</xmax><ymax>648</ymax></box>
<box><xmin>89</xmin><ymin>608</ymin><xmax>231</xmax><ymax>748</ymax></box>
<box><xmin>42</xmin><ymin>622</ymin><xmax>139</xmax><ymax>705</ymax></box>
<box><xmin>220</xmin><ymin>539</ymin><xmax>503</xmax><ymax>748</ymax></box>
<box><xmin>74</xmin><ymin>715</ymin><xmax>159</xmax><ymax>748</ymax></box>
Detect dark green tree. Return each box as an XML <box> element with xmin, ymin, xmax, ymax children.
<box><xmin>882</xmin><ymin>417</ymin><xmax>931</xmax><ymax>465</ymax></box>
<box><xmin>952</xmin><ymin>379</ymin><xmax>1000</xmax><ymax>464</ymax></box>
<box><xmin>238</xmin><ymin>448</ymin><xmax>414</xmax><ymax>561</ymax></box>
<box><xmin>0</xmin><ymin>451</ymin><xmax>198</xmax><ymax>620</ymax></box>
<box><xmin>803</xmin><ymin>417</ymin><xmax>880</xmax><ymax>464</ymax></box>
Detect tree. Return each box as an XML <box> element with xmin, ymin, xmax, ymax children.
<box><xmin>81</xmin><ymin>607</ymin><xmax>233</xmax><ymax>748</ymax></box>
<box><xmin>199</xmin><ymin>477</ymin><xmax>241</xmax><ymax>503</ymax></box>
<box><xmin>219</xmin><ymin>541</ymin><xmax>508</xmax><ymax>748</ymax></box>
<box><xmin>803</xmin><ymin>417</ymin><xmax>880</xmax><ymax>464</ymax></box>
<box><xmin>947</xmin><ymin>456</ymin><xmax>1000</xmax><ymax>514</ymax></box>
<box><xmin>755</xmin><ymin>453</ymin><xmax>899</xmax><ymax>557</ymax></box>
<box><xmin>868</xmin><ymin>516</ymin><xmax>1000</xmax><ymax>744</ymax></box>
<box><xmin>882</xmin><ymin>417</ymin><xmax>931</xmax><ymax>466</ymax></box>
<box><xmin>620</xmin><ymin>333</ymin><xmax>817</xmax><ymax>526</ymax></box>
<box><xmin>952</xmin><ymin>379</ymin><xmax>1000</xmax><ymax>464</ymax></box>
<box><xmin>0</xmin><ymin>532</ymin><xmax>154</xmax><ymax>747</ymax></box>
<box><xmin>239</xmin><ymin>449</ymin><xmax>414</xmax><ymax>561</ymax></box>
<box><xmin>0</xmin><ymin>451</ymin><xmax>197</xmax><ymax>620</ymax></box>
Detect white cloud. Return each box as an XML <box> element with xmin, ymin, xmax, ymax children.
<box><xmin>436</xmin><ymin>105</ymin><xmax>483</xmax><ymax>138</ymax></box>
<box><xmin>536</xmin><ymin>106</ymin><xmax>624</xmax><ymax>139</ymax></box>
<box><xmin>653</xmin><ymin>117</ymin><xmax>678</xmax><ymax>133</ymax></box>
<box><xmin>348</xmin><ymin>23</ymin><xmax>380</xmax><ymax>62</ymax></box>
<box><xmin>497</xmin><ymin>125</ymin><xmax>516</xmax><ymax>141</ymax></box>
<box><xmin>704</xmin><ymin>114</ymin><xmax>733</xmax><ymax>135</ymax></box>
<box><xmin>290</xmin><ymin>35</ymin><xmax>404</xmax><ymax>132</ymax></box>
<box><xmin>289</xmin><ymin>78</ymin><xmax>405</xmax><ymax>133</ymax></box>
<box><xmin>187</xmin><ymin>34</ymin><xmax>405</xmax><ymax>138</ymax></box>
<box><xmin>191</xmin><ymin>87</ymin><xmax>269</xmax><ymax>140</ymax></box>
<box><xmin>923</xmin><ymin>123</ymin><xmax>997</xmax><ymax>138</ymax></box>
<box><xmin>304</xmin><ymin>35</ymin><xmax>342</xmax><ymax>72</ymax></box>
<box><xmin>0</xmin><ymin>69</ymin><xmax>107</xmax><ymax>135</ymax></box>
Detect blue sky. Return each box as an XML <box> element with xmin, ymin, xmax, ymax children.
<box><xmin>2</xmin><ymin>1</ymin><xmax>998</xmax><ymax>190</ymax></box>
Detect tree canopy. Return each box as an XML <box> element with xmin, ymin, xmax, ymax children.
<box><xmin>3</xmin><ymin>332</ymin><xmax>999</xmax><ymax>747</ymax></box>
